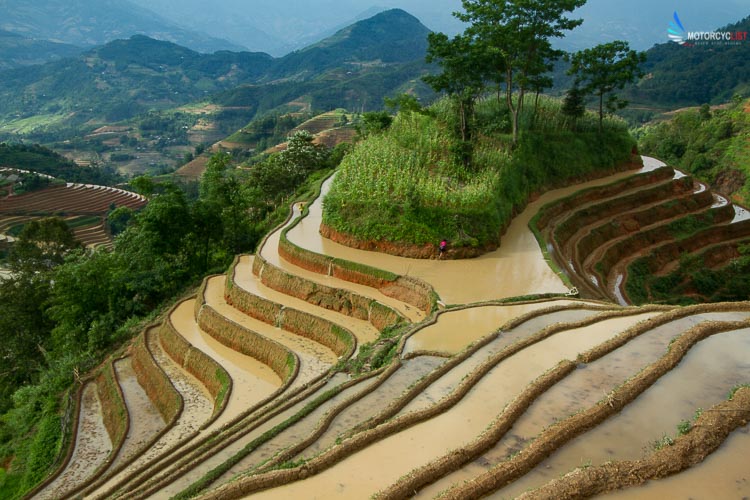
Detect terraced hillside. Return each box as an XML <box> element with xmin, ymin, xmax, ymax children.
<box><xmin>533</xmin><ymin>158</ymin><xmax>750</xmax><ymax>305</ymax></box>
<box><xmin>0</xmin><ymin>183</ymin><xmax>146</xmax><ymax>249</ymax></box>
<box><xmin>264</xmin><ymin>110</ymin><xmax>356</xmax><ymax>154</ymax></box>
<box><xmin>29</xmin><ymin>157</ymin><xmax>750</xmax><ymax>499</ymax></box>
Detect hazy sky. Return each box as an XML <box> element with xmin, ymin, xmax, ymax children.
<box><xmin>128</xmin><ymin>0</ymin><xmax>749</xmax><ymax>55</ymax></box>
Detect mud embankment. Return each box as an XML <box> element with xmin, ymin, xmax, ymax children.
<box><xmin>577</xmin><ymin>190</ymin><xmax>714</xmax><ymax>266</ymax></box>
<box><xmin>594</xmin><ymin>203</ymin><xmax>736</xmax><ymax>286</ymax></box>
<box><xmin>196</xmin><ymin>304</ymin><xmax>297</xmax><ymax>383</ymax></box>
<box><xmin>253</xmin><ymin>253</ymin><xmax>405</xmax><ymax>330</ymax></box>
<box><xmin>131</xmin><ymin>329</ymin><xmax>183</xmax><ymax>423</ymax></box>
<box><xmin>534</xmin><ymin>167</ymin><xmax>674</xmax><ymax>231</ymax></box>
<box><xmin>159</xmin><ymin>304</ymin><xmax>231</xmax><ymax>417</ymax></box>
<box><xmin>95</xmin><ymin>362</ymin><xmax>128</xmax><ymax>462</ymax></box>
<box><xmin>436</xmin><ymin>319</ymin><xmax>750</xmax><ymax>499</ymax></box>
<box><xmin>225</xmin><ymin>257</ymin><xmax>355</xmax><ymax>358</ymax></box>
<box><xmin>553</xmin><ymin>176</ymin><xmax>696</xmax><ymax>247</ymax></box>
<box><xmin>630</xmin><ymin>219</ymin><xmax>750</xmax><ymax>277</ymax></box>
<box><xmin>518</xmin><ymin>387</ymin><xmax>750</xmax><ymax>500</ymax></box>
<box><xmin>278</xmin><ymin>232</ymin><xmax>436</xmax><ymax>314</ymax></box>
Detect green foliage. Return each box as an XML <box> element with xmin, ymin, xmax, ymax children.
<box><xmin>0</xmin><ymin>143</ymin><xmax>122</xmax><ymax>185</ymax></box>
<box><xmin>567</xmin><ymin>41</ymin><xmax>646</xmax><ymax>131</ymax></box>
<box><xmin>561</xmin><ymin>84</ymin><xmax>586</xmax><ymax>122</ymax></box>
<box><xmin>356</xmin><ymin>111</ymin><xmax>393</xmax><ymax>137</ymax></box>
<box><xmin>8</xmin><ymin>217</ymin><xmax>80</xmax><ymax>273</ymax></box>
<box><xmin>0</xmin><ymin>147</ymin><xmax>330</xmax><ymax>494</ymax></box>
<box><xmin>676</xmin><ymin>419</ymin><xmax>692</xmax><ymax>435</ymax></box>
<box><xmin>626</xmin><ymin>239</ymin><xmax>750</xmax><ymax>305</ymax></box>
<box><xmin>226</xmin><ymin>112</ymin><xmax>310</xmax><ymax>149</ymax></box>
<box><xmin>638</xmin><ymin>98</ymin><xmax>750</xmax><ymax>206</ymax></box>
<box><xmin>625</xmin><ymin>16</ymin><xmax>750</xmax><ymax>108</ymax></box>
<box><xmin>456</xmin><ymin>0</ymin><xmax>585</xmax><ymax>144</ymax></box>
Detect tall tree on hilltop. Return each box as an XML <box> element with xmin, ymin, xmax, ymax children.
<box><xmin>456</xmin><ymin>0</ymin><xmax>586</xmax><ymax>145</ymax></box>
<box><xmin>567</xmin><ymin>41</ymin><xmax>646</xmax><ymax>132</ymax></box>
<box><xmin>424</xmin><ymin>32</ymin><xmax>486</xmax><ymax>166</ymax></box>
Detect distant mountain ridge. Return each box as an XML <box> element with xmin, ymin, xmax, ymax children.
<box><xmin>0</xmin><ymin>9</ymin><xmax>433</xmax><ymax>135</ymax></box>
<box><xmin>0</xmin><ymin>0</ymin><xmax>244</xmax><ymax>53</ymax></box>
<box><xmin>0</xmin><ymin>30</ymin><xmax>82</xmax><ymax>70</ymax></box>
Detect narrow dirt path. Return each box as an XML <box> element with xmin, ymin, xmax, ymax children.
<box><xmin>35</xmin><ymin>383</ymin><xmax>112</xmax><ymax>500</ymax></box>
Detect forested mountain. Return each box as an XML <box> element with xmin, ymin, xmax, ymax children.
<box><xmin>269</xmin><ymin>9</ymin><xmax>431</xmax><ymax>79</ymax></box>
<box><xmin>0</xmin><ymin>9</ymin><xmax>433</xmax><ymax>136</ymax></box>
<box><xmin>626</xmin><ymin>16</ymin><xmax>750</xmax><ymax>107</ymax></box>
<box><xmin>0</xmin><ymin>30</ymin><xmax>81</xmax><ymax>70</ymax></box>
<box><xmin>0</xmin><ymin>0</ymin><xmax>243</xmax><ymax>53</ymax></box>
<box><xmin>0</xmin><ymin>36</ymin><xmax>274</xmax><ymax>124</ymax></box>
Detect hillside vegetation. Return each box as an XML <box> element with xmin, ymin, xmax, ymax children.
<box><xmin>625</xmin><ymin>16</ymin><xmax>750</xmax><ymax>110</ymax></box>
<box><xmin>323</xmin><ymin>96</ymin><xmax>635</xmax><ymax>254</ymax></box>
<box><xmin>638</xmin><ymin>97</ymin><xmax>750</xmax><ymax>205</ymax></box>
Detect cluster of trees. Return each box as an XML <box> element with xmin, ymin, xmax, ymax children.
<box><xmin>638</xmin><ymin>96</ymin><xmax>748</xmax><ymax>205</ymax></box>
<box><xmin>425</xmin><ymin>0</ymin><xmax>645</xmax><ymax>150</ymax></box>
<box><xmin>0</xmin><ymin>143</ymin><xmax>122</xmax><ymax>186</ymax></box>
<box><xmin>0</xmin><ymin>130</ymin><xmax>338</xmax><ymax>496</ymax></box>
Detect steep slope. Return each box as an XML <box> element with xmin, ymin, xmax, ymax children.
<box><xmin>30</xmin><ymin>159</ymin><xmax>750</xmax><ymax>500</ymax></box>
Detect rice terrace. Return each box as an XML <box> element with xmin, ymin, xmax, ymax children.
<box><xmin>1</xmin><ymin>1</ymin><xmax>750</xmax><ymax>499</ymax></box>
<box><xmin>22</xmin><ymin>147</ymin><xmax>750</xmax><ymax>499</ymax></box>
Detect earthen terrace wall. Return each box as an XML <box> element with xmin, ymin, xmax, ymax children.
<box><xmin>131</xmin><ymin>329</ymin><xmax>183</xmax><ymax>424</ymax></box>
<box><xmin>225</xmin><ymin>257</ymin><xmax>355</xmax><ymax>359</ymax></box>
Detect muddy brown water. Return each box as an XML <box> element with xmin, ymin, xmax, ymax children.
<box><xmin>172</xmin><ymin>299</ymin><xmax>281</xmax><ymax>425</ymax></box>
<box><xmin>254</xmin><ymin>314</ymin><xmax>656</xmax><ymax>499</ymax></box>
<box><xmin>417</xmin><ymin>311</ymin><xmax>749</xmax><ymax>497</ymax></box>
<box><xmin>235</xmin><ymin>254</ymin><xmax>379</xmax><ymax>344</ymax></box>
<box><xmin>403</xmin><ymin>301</ymin><xmax>593</xmax><ymax>356</ymax></box>
<box><xmin>35</xmin><ymin>383</ymin><xmax>112</xmax><ymax>500</ymax></box>
<box><xmin>493</xmin><ymin>326</ymin><xmax>750</xmax><ymax>499</ymax></box>
<box><xmin>108</xmin><ymin>358</ymin><xmax>165</xmax><ymax>471</ymax></box>
<box><xmin>295</xmin><ymin>356</ymin><xmax>447</xmax><ymax>461</ymax></box>
<box><xmin>399</xmin><ymin>307</ymin><xmax>610</xmax><ymax>416</ymax></box>
<box><xmin>159</xmin><ymin>373</ymin><xmax>355</xmax><ymax>498</ymax></box>
<box><xmin>600</xmin><ymin>425</ymin><xmax>750</xmax><ymax>499</ymax></box>
<box><xmin>214</xmin><ymin>376</ymin><xmax>382</xmax><ymax>487</ymax></box>
<box><xmin>284</xmin><ymin>159</ymin><xmax>665</xmax><ymax>305</ymax></box>
<box><xmin>86</xmin><ymin>328</ymin><xmax>216</xmax><ymax>499</ymax></box>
